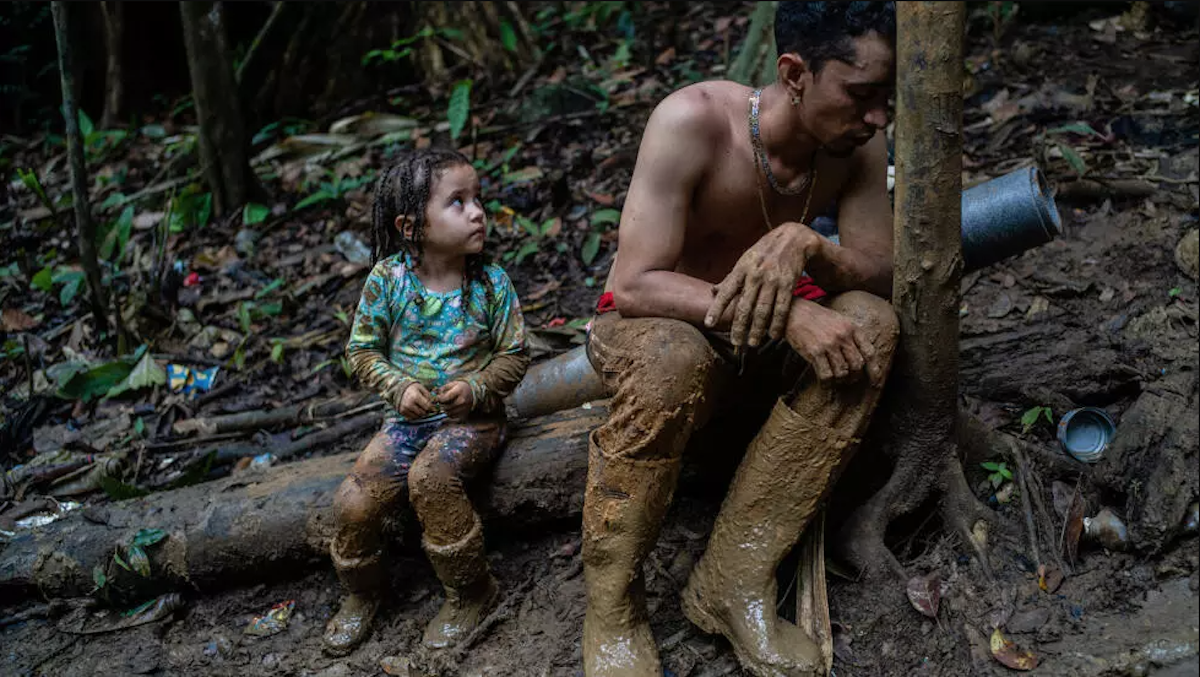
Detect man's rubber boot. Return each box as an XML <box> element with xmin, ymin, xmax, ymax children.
<box><xmin>323</xmin><ymin>549</ymin><xmax>384</xmax><ymax>657</ymax></box>
<box><xmin>582</xmin><ymin>434</ymin><xmax>682</xmax><ymax>677</ymax></box>
<box><xmin>681</xmin><ymin>400</ymin><xmax>854</xmax><ymax>677</ymax></box>
<box><xmin>422</xmin><ymin>515</ymin><xmax>501</xmax><ymax>649</ymax></box>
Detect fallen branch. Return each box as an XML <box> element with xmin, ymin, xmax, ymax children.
<box><xmin>172</xmin><ymin>393</ymin><xmax>376</xmax><ymax>436</ymax></box>
<box><xmin>1054</xmin><ymin>178</ymin><xmax>1156</xmax><ymax>201</ymax></box>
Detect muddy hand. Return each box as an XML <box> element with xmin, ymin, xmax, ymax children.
<box><xmin>399</xmin><ymin>382</ymin><xmax>438</xmax><ymax>419</ymax></box>
<box><xmin>785</xmin><ymin>299</ymin><xmax>879</xmax><ymax>386</ymax></box>
<box><xmin>435</xmin><ymin>381</ymin><xmax>474</xmax><ymax>421</ymax></box>
<box><xmin>705</xmin><ymin>222</ymin><xmax>822</xmax><ymax>348</ymax></box>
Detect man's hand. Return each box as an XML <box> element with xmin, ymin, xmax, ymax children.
<box><xmin>705</xmin><ymin>222</ymin><xmax>822</xmax><ymax>348</ymax></box>
<box><xmin>397</xmin><ymin>382</ymin><xmax>437</xmax><ymax>419</ymax></box>
<box><xmin>435</xmin><ymin>381</ymin><xmax>474</xmax><ymax>421</ymax></box>
<box><xmin>786</xmin><ymin>299</ymin><xmax>881</xmax><ymax>386</ymax></box>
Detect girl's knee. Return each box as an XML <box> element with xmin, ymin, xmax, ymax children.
<box><xmin>333</xmin><ymin>476</ymin><xmax>378</xmax><ymax>527</ymax></box>
<box><xmin>407</xmin><ymin>452</ymin><xmax>460</xmax><ymax>505</ymax></box>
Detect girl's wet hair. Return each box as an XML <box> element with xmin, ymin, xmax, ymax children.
<box><xmin>371</xmin><ymin>147</ymin><xmax>491</xmax><ymax>297</ymax></box>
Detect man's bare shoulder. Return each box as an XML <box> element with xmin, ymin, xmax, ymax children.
<box><xmin>645</xmin><ymin>80</ymin><xmax>747</xmax><ymax>149</ymax></box>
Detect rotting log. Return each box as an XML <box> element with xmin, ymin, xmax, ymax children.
<box><xmin>0</xmin><ymin>406</ymin><xmax>607</xmax><ymax>602</ymax></box>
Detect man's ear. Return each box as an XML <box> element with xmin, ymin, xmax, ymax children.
<box><xmin>394</xmin><ymin>214</ymin><xmax>413</xmax><ymax>239</ymax></box>
<box><xmin>776</xmin><ymin>52</ymin><xmax>810</xmax><ymax>101</ymax></box>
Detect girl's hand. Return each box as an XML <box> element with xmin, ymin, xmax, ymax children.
<box><xmin>399</xmin><ymin>382</ymin><xmax>437</xmax><ymax>419</ymax></box>
<box><xmin>435</xmin><ymin>381</ymin><xmax>474</xmax><ymax>420</ymax></box>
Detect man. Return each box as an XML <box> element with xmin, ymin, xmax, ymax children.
<box><xmin>581</xmin><ymin>3</ymin><xmax>898</xmax><ymax>676</ymax></box>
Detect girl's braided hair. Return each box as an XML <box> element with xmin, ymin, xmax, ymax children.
<box><xmin>371</xmin><ymin>147</ymin><xmax>491</xmax><ymax>298</ymax></box>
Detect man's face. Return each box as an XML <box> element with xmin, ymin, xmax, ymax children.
<box><xmin>801</xmin><ymin>32</ymin><xmax>894</xmax><ymax>158</ymax></box>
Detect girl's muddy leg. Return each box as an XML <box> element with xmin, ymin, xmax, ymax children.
<box><xmin>323</xmin><ymin>426</ymin><xmax>418</xmax><ymax>657</ymax></box>
<box><xmin>409</xmin><ymin>419</ymin><xmax>504</xmax><ymax>649</ymax></box>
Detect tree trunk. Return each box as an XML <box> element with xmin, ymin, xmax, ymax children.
<box><xmin>179</xmin><ymin>1</ymin><xmax>257</xmax><ymax>217</ymax></box>
<box><xmin>839</xmin><ymin>2</ymin><xmax>992</xmax><ymax>580</ymax></box>
<box><xmin>99</xmin><ymin>1</ymin><xmax>124</xmax><ymax>129</ymax></box>
<box><xmin>50</xmin><ymin>1</ymin><xmax>109</xmax><ymax>338</ymax></box>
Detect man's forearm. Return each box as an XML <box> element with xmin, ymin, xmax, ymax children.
<box><xmin>805</xmin><ymin>238</ymin><xmax>893</xmax><ymax>298</ymax></box>
<box><xmin>613</xmin><ymin>270</ymin><xmax>733</xmax><ymax>329</ymax></box>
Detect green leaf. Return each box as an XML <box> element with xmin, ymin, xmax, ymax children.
<box><xmin>270</xmin><ymin>341</ymin><xmax>285</xmax><ymax>364</ymax></box>
<box><xmin>59</xmin><ymin>360</ymin><xmax>134</xmax><ymax>401</ymax></box>
<box><xmin>196</xmin><ymin>192</ymin><xmax>212</xmax><ymax>228</ymax></box>
<box><xmin>17</xmin><ymin>167</ymin><xmax>55</xmax><ymax>215</ymax></box>
<box><xmin>1169</xmin><ymin>287</ymin><xmax>1182</xmax><ymax>298</ymax></box>
<box><xmin>980</xmin><ymin>461</ymin><xmax>1003</xmax><ymax>472</ymax></box>
<box><xmin>294</xmin><ymin>190</ymin><xmax>332</xmax><ymax>211</ymax></box>
<box><xmin>131</xmin><ymin>528</ymin><xmax>167</xmax><ymax>548</ymax></box>
<box><xmin>1048</xmin><ymin>122</ymin><xmax>1105</xmax><ymax>139</ymax></box>
<box><xmin>242</xmin><ymin>202</ymin><xmax>270</xmax><ymax>225</ymax></box>
<box><xmin>539</xmin><ymin>218</ymin><xmax>558</xmax><ymax>237</ymax></box>
<box><xmin>1055</xmin><ymin>142</ymin><xmax>1088</xmax><ymax>177</ymax></box>
<box><xmin>447</xmin><ymin>79</ymin><xmax>473</xmax><ymax>141</ymax></box>
<box><xmin>127</xmin><ymin>544</ymin><xmax>151</xmax><ymax>577</ymax></box>
<box><xmin>113</xmin><ymin>551</ymin><xmax>131</xmax><ymax>571</ymax></box>
<box><xmin>518</xmin><ymin>215</ymin><xmax>540</xmax><ymax>238</ymax></box>
<box><xmin>78</xmin><ymin>108</ymin><xmax>95</xmax><ymax>138</ymax></box>
<box><xmin>92</xmin><ymin>564</ymin><xmax>107</xmax><ymax>589</ymax></box>
<box><xmin>591</xmin><ymin>209</ymin><xmax>622</xmax><ymax>226</ymax></box>
<box><xmin>581</xmin><ymin>232</ymin><xmax>602</xmax><ymax>265</ymax></box>
<box><xmin>256</xmin><ymin>301</ymin><xmax>283</xmax><ymax>317</ymax></box>
<box><xmin>99</xmin><ymin>205</ymin><xmax>134</xmax><ymax>261</ymax></box>
<box><xmin>999</xmin><ymin>466</ymin><xmax>1014</xmax><ymax>481</ymax></box>
<box><xmin>255</xmin><ymin>278</ymin><xmax>284</xmax><ymax>300</ymax></box>
<box><xmin>104</xmin><ymin>351</ymin><xmax>166</xmax><ymax>399</ymax></box>
<box><xmin>57</xmin><ymin>272</ymin><xmax>84</xmax><ymax>306</ymax></box>
<box><xmin>990</xmin><ymin>473</ymin><xmax>1004</xmax><ymax>489</ymax></box>
<box><xmin>1042</xmin><ymin>407</ymin><xmax>1054</xmax><ymax>425</ymax></box>
<box><xmin>134</xmin><ymin>417</ymin><xmax>146</xmax><ymax>437</ymax></box>
<box><xmin>99</xmin><ymin>476</ymin><xmax>150</xmax><ymax>500</ymax></box>
<box><xmin>513</xmin><ymin>241</ymin><xmax>539</xmax><ymax>266</ymax></box>
<box><xmin>31</xmin><ymin>265</ymin><xmax>53</xmax><ymax>292</ymax></box>
<box><xmin>499</xmin><ymin>20</ymin><xmax>518</xmax><ymax>52</ymax></box>
<box><xmin>237</xmin><ymin>302</ymin><xmax>252</xmax><ymax>334</ymax></box>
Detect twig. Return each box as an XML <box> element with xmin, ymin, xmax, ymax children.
<box><xmin>236</xmin><ymin>1</ymin><xmax>286</xmax><ymax>85</ymax></box>
<box><xmin>1011</xmin><ymin>440</ymin><xmax>1041</xmax><ymax>570</ymax></box>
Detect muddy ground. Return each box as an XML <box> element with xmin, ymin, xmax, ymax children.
<box><xmin>3</xmin><ymin>4</ymin><xmax>1199</xmax><ymax>677</ymax></box>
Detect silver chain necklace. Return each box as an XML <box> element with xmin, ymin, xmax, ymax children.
<box><xmin>749</xmin><ymin>88</ymin><xmax>816</xmax><ymax>197</ymax></box>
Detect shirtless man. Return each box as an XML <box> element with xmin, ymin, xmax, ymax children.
<box><xmin>581</xmin><ymin>3</ymin><xmax>898</xmax><ymax>676</ymax></box>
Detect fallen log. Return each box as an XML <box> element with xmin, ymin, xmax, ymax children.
<box><xmin>0</xmin><ymin>405</ymin><xmax>608</xmax><ymax>602</ymax></box>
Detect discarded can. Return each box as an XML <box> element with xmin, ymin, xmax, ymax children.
<box><xmin>1084</xmin><ymin>508</ymin><xmax>1129</xmax><ymax>551</ymax></box>
<box><xmin>1057</xmin><ymin>407</ymin><xmax>1116</xmax><ymax>463</ymax></box>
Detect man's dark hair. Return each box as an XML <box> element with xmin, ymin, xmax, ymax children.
<box><xmin>775</xmin><ymin>2</ymin><xmax>896</xmax><ymax>73</ymax></box>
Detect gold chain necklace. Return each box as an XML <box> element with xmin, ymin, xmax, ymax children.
<box><xmin>750</xmin><ymin>88</ymin><xmax>818</xmax><ymax>231</ymax></box>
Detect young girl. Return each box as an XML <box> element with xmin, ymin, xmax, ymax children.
<box><xmin>323</xmin><ymin>148</ymin><xmax>529</xmax><ymax>656</ymax></box>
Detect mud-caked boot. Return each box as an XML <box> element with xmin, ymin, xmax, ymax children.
<box><xmin>422</xmin><ymin>515</ymin><xmax>500</xmax><ymax>649</ymax></box>
<box><xmin>323</xmin><ymin>549</ymin><xmax>384</xmax><ymax>657</ymax></box>
<box><xmin>583</xmin><ymin>435</ymin><xmax>683</xmax><ymax>677</ymax></box>
<box><xmin>682</xmin><ymin>400</ymin><xmax>855</xmax><ymax>677</ymax></box>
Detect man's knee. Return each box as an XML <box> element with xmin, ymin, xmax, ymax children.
<box><xmin>828</xmin><ymin>291</ymin><xmax>899</xmax><ymax>354</ymax></box>
<box><xmin>622</xmin><ymin>320</ymin><xmax>717</xmax><ymax>411</ymax></box>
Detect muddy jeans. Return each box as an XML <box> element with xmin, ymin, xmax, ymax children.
<box><xmin>330</xmin><ymin>415</ymin><xmax>506</xmax><ymax>588</ymax></box>
<box><xmin>585</xmin><ymin>311</ymin><xmax>809</xmax><ymax>464</ymax></box>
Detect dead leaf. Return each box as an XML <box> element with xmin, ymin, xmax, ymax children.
<box><xmin>1062</xmin><ymin>484</ymin><xmax>1085</xmax><ymax>566</ymax></box>
<box><xmin>547</xmin><ymin>66</ymin><xmax>567</xmax><ymax>84</ymax></box>
<box><xmin>906</xmin><ymin>571</ymin><xmax>941</xmax><ymax>618</ymax></box>
<box><xmin>714</xmin><ymin>16</ymin><xmax>732</xmax><ymax>33</ymax></box>
<box><xmin>1038</xmin><ymin>565</ymin><xmax>1065</xmax><ymax>594</ymax></box>
<box><xmin>586</xmin><ymin>191</ymin><xmax>615</xmax><ymax>206</ymax></box>
<box><xmin>655</xmin><ymin>47</ymin><xmax>675</xmax><ymax>66</ymax></box>
<box><xmin>526</xmin><ymin>279</ymin><xmax>561</xmax><ymax>302</ymax></box>
<box><xmin>2</xmin><ymin>308</ymin><xmax>39</xmax><ymax>332</ymax></box>
<box><xmin>990</xmin><ymin>628</ymin><xmax>1039</xmax><ymax>670</ymax></box>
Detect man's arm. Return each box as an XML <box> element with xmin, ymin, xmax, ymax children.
<box><xmin>609</xmin><ymin>90</ymin><xmax>731</xmax><ymax>327</ymax></box>
<box><xmin>805</xmin><ymin>134</ymin><xmax>893</xmax><ymax>297</ymax></box>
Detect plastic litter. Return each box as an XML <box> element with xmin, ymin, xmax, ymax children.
<box><xmin>167</xmin><ymin>364</ymin><xmax>220</xmax><ymax>399</ymax></box>
<box><xmin>244</xmin><ymin>599</ymin><xmax>296</xmax><ymax>637</ymax></box>
<box><xmin>334</xmin><ymin>231</ymin><xmax>372</xmax><ymax>265</ymax></box>
<box><xmin>1084</xmin><ymin>508</ymin><xmax>1129</xmax><ymax>551</ymax></box>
